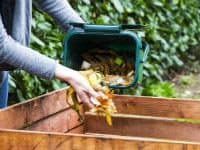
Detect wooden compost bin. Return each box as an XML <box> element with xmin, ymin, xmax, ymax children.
<box><xmin>1</xmin><ymin>87</ymin><xmax>200</xmax><ymax>150</ymax></box>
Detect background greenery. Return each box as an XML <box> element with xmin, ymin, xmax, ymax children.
<box><xmin>8</xmin><ymin>0</ymin><xmax>200</xmax><ymax>103</ymax></box>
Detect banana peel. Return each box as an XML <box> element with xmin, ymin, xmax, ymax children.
<box><xmin>66</xmin><ymin>86</ymin><xmax>84</xmax><ymax>121</ymax></box>
<box><xmin>66</xmin><ymin>70</ymin><xmax>117</xmax><ymax>125</ymax></box>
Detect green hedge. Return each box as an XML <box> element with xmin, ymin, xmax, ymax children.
<box><xmin>9</xmin><ymin>0</ymin><xmax>200</xmax><ymax>102</ymax></box>
<box><xmin>69</xmin><ymin>0</ymin><xmax>200</xmax><ymax>80</ymax></box>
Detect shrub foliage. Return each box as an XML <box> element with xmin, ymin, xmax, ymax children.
<box><xmin>9</xmin><ymin>0</ymin><xmax>200</xmax><ymax>101</ymax></box>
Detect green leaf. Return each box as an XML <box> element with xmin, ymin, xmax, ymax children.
<box><xmin>111</xmin><ymin>0</ymin><xmax>124</xmax><ymax>13</ymax></box>
<box><xmin>37</xmin><ymin>22</ymin><xmax>52</xmax><ymax>32</ymax></box>
<box><xmin>114</xmin><ymin>57</ymin><xmax>123</xmax><ymax>65</ymax></box>
<box><xmin>31</xmin><ymin>34</ymin><xmax>45</xmax><ymax>47</ymax></box>
<box><xmin>153</xmin><ymin>1</ymin><xmax>164</xmax><ymax>7</ymax></box>
<box><xmin>96</xmin><ymin>15</ymin><xmax>110</xmax><ymax>24</ymax></box>
<box><xmin>82</xmin><ymin>0</ymin><xmax>90</xmax><ymax>4</ymax></box>
<box><xmin>172</xmin><ymin>0</ymin><xmax>179</xmax><ymax>5</ymax></box>
<box><xmin>172</xmin><ymin>55</ymin><xmax>184</xmax><ymax>66</ymax></box>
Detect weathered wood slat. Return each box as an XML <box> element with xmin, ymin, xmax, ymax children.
<box><xmin>2</xmin><ymin>88</ymin><xmax>200</xmax><ymax>130</ymax></box>
<box><xmin>113</xmin><ymin>94</ymin><xmax>200</xmax><ymax>119</ymax></box>
<box><xmin>84</xmin><ymin>112</ymin><xmax>200</xmax><ymax>142</ymax></box>
<box><xmin>1</xmin><ymin>129</ymin><xmax>200</xmax><ymax>150</ymax></box>
<box><xmin>25</xmin><ymin>107</ymin><xmax>83</xmax><ymax>133</ymax></box>
<box><xmin>0</xmin><ymin>88</ymin><xmax>68</xmax><ymax>129</ymax></box>
<box><xmin>67</xmin><ymin>124</ymin><xmax>84</xmax><ymax>134</ymax></box>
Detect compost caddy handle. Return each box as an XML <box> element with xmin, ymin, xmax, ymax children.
<box><xmin>69</xmin><ymin>23</ymin><xmax>146</xmax><ymax>33</ymax></box>
<box><xmin>84</xmin><ymin>24</ymin><xmax>120</xmax><ymax>33</ymax></box>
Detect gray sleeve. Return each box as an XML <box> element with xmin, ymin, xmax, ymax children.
<box><xmin>0</xmin><ymin>16</ymin><xmax>57</xmax><ymax>80</ymax></box>
<box><xmin>33</xmin><ymin>0</ymin><xmax>84</xmax><ymax>31</ymax></box>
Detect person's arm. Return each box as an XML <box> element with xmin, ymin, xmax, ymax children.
<box><xmin>33</xmin><ymin>0</ymin><xmax>84</xmax><ymax>31</ymax></box>
<box><xmin>0</xmin><ymin>15</ymin><xmax>56</xmax><ymax>79</ymax></box>
<box><xmin>32</xmin><ymin>1</ymin><xmax>101</xmax><ymax>105</ymax></box>
<box><xmin>0</xmin><ymin>16</ymin><xmax>98</xmax><ymax>108</ymax></box>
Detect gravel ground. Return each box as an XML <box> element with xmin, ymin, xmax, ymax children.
<box><xmin>173</xmin><ymin>73</ymin><xmax>200</xmax><ymax>99</ymax></box>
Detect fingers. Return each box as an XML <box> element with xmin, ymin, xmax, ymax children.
<box><xmin>90</xmin><ymin>97</ymin><xmax>100</xmax><ymax>106</ymax></box>
<box><xmin>88</xmin><ymin>88</ymin><xmax>99</xmax><ymax>98</ymax></box>
<box><xmin>67</xmin><ymin>71</ymin><xmax>101</xmax><ymax>108</ymax></box>
<box><xmin>77</xmin><ymin>91</ymin><xmax>94</xmax><ymax>109</ymax></box>
<box><xmin>86</xmin><ymin>88</ymin><xmax>103</xmax><ymax>105</ymax></box>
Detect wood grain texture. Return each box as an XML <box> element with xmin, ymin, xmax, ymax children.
<box><xmin>0</xmin><ymin>87</ymin><xmax>68</xmax><ymax>129</ymax></box>
<box><xmin>85</xmin><ymin>112</ymin><xmax>200</xmax><ymax>142</ymax></box>
<box><xmin>2</xmin><ymin>89</ymin><xmax>200</xmax><ymax>130</ymax></box>
<box><xmin>25</xmin><ymin>107</ymin><xmax>83</xmax><ymax>133</ymax></box>
<box><xmin>1</xmin><ymin>129</ymin><xmax>200</xmax><ymax>150</ymax></box>
<box><xmin>67</xmin><ymin>124</ymin><xmax>84</xmax><ymax>134</ymax></box>
<box><xmin>113</xmin><ymin>94</ymin><xmax>200</xmax><ymax>119</ymax></box>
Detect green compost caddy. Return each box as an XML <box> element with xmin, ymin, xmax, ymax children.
<box><xmin>63</xmin><ymin>23</ymin><xmax>149</xmax><ymax>90</ymax></box>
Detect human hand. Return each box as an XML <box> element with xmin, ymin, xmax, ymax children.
<box><xmin>54</xmin><ymin>64</ymin><xmax>100</xmax><ymax>109</ymax></box>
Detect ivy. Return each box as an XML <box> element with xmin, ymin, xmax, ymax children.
<box><xmin>9</xmin><ymin>0</ymin><xmax>200</xmax><ymax>102</ymax></box>
<box><xmin>69</xmin><ymin>0</ymin><xmax>200</xmax><ymax>80</ymax></box>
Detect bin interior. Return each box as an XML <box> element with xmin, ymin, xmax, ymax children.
<box><xmin>64</xmin><ymin>33</ymin><xmax>137</xmax><ymax>71</ymax></box>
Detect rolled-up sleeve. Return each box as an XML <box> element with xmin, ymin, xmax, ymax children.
<box><xmin>0</xmin><ymin>16</ymin><xmax>57</xmax><ymax>80</ymax></box>
<box><xmin>34</xmin><ymin>0</ymin><xmax>84</xmax><ymax>31</ymax></box>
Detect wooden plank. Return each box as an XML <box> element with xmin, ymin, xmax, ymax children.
<box><xmin>113</xmin><ymin>94</ymin><xmax>200</xmax><ymax>119</ymax></box>
<box><xmin>25</xmin><ymin>106</ymin><xmax>83</xmax><ymax>133</ymax></box>
<box><xmin>84</xmin><ymin>112</ymin><xmax>200</xmax><ymax>142</ymax></box>
<box><xmin>0</xmin><ymin>87</ymin><xmax>68</xmax><ymax>129</ymax></box>
<box><xmin>67</xmin><ymin>124</ymin><xmax>84</xmax><ymax>134</ymax></box>
<box><xmin>2</xmin><ymin>89</ymin><xmax>200</xmax><ymax>130</ymax></box>
<box><xmin>1</xmin><ymin>129</ymin><xmax>200</xmax><ymax>150</ymax></box>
